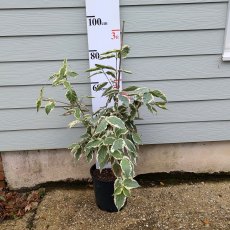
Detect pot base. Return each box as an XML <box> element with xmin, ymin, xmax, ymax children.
<box><xmin>90</xmin><ymin>164</ymin><xmax>118</xmax><ymax>212</ymax></box>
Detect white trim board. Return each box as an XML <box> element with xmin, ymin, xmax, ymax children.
<box><xmin>222</xmin><ymin>1</ymin><xmax>230</xmax><ymax>61</ymax></box>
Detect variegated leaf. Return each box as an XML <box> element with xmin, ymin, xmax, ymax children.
<box><xmin>45</xmin><ymin>101</ymin><xmax>55</xmax><ymax>115</ymax></box>
<box><xmin>104</xmin><ymin>137</ymin><xmax>116</xmax><ymax>145</ymax></box>
<box><xmin>132</xmin><ymin>133</ymin><xmax>142</xmax><ymax>145</ymax></box>
<box><xmin>106</xmin><ymin>116</ymin><xmax>126</xmax><ymax>129</ymax></box>
<box><xmin>114</xmin><ymin>193</ymin><xmax>126</xmax><ymax>211</ymax></box>
<box><xmin>124</xmin><ymin>179</ymin><xmax>140</xmax><ymax>189</ymax></box>
<box><xmin>125</xmin><ymin>139</ymin><xmax>136</xmax><ymax>152</ymax></box>
<box><xmin>123</xmin><ymin>187</ymin><xmax>131</xmax><ymax>197</ymax></box>
<box><xmin>111</xmin><ymin>139</ymin><xmax>125</xmax><ymax>152</ymax></box>
<box><xmin>97</xmin><ymin>146</ymin><xmax>109</xmax><ymax>170</ymax></box>
<box><xmin>112</xmin><ymin>163</ymin><xmax>122</xmax><ymax>177</ymax></box>
<box><xmin>95</xmin><ymin>120</ymin><xmax>108</xmax><ymax>134</ymax></box>
<box><xmin>111</xmin><ymin>150</ymin><xmax>123</xmax><ymax>160</ymax></box>
<box><xmin>85</xmin><ymin>139</ymin><xmax>102</xmax><ymax>149</ymax></box>
<box><xmin>121</xmin><ymin>157</ymin><xmax>133</xmax><ymax>178</ymax></box>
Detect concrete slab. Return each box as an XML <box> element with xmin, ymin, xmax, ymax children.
<box><xmin>1</xmin><ymin>180</ymin><xmax>230</xmax><ymax>229</ymax></box>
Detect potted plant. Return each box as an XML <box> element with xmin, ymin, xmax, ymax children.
<box><xmin>36</xmin><ymin>44</ymin><xmax>167</xmax><ymax>212</ymax></box>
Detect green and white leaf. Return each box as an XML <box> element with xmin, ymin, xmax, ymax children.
<box><xmin>134</xmin><ymin>87</ymin><xmax>149</xmax><ymax>94</ymax></box>
<box><xmin>97</xmin><ymin>146</ymin><xmax>108</xmax><ymax>170</ymax></box>
<box><xmin>86</xmin><ymin>152</ymin><xmax>94</xmax><ymax>162</ymax></box>
<box><xmin>95</xmin><ymin>82</ymin><xmax>108</xmax><ymax>91</ymax></box>
<box><xmin>102</xmin><ymin>86</ymin><xmax>113</xmax><ymax>96</ymax></box>
<box><xmin>111</xmin><ymin>150</ymin><xmax>123</xmax><ymax>160</ymax></box>
<box><xmin>150</xmin><ymin>90</ymin><xmax>167</xmax><ymax>102</ymax></box>
<box><xmin>63</xmin><ymin>81</ymin><xmax>72</xmax><ymax>91</ymax></box>
<box><xmin>112</xmin><ymin>162</ymin><xmax>122</xmax><ymax>177</ymax></box>
<box><xmin>155</xmin><ymin>102</ymin><xmax>167</xmax><ymax>110</ymax></box>
<box><xmin>59</xmin><ymin>59</ymin><xmax>67</xmax><ymax>78</ymax></box>
<box><xmin>66</xmin><ymin>90</ymin><xmax>77</xmax><ymax>104</ymax></box>
<box><xmin>99</xmin><ymin>153</ymin><xmax>109</xmax><ymax>170</ymax></box>
<box><xmin>130</xmin><ymin>104</ymin><xmax>137</xmax><ymax>120</ymax></box>
<box><xmin>123</xmin><ymin>86</ymin><xmax>139</xmax><ymax>92</ymax></box>
<box><xmin>121</xmin><ymin>157</ymin><xmax>133</xmax><ymax>178</ymax></box>
<box><xmin>127</xmin><ymin>151</ymin><xmax>137</xmax><ymax>165</ymax></box>
<box><xmin>115</xmin><ymin>128</ymin><xmax>128</xmax><ymax>137</ymax></box>
<box><xmin>36</xmin><ymin>87</ymin><xmax>44</xmax><ymax>112</ymax></box>
<box><xmin>85</xmin><ymin>139</ymin><xmax>102</xmax><ymax>149</ymax></box>
<box><xmin>95</xmin><ymin>119</ymin><xmax>108</xmax><ymax>134</ymax></box>
<box><xmin>123</xmin><ymin>187</ymin><xmax>131</xmax><ymax>197</ymax></box>
<box><xmin>67</xmin><ymin>71</ymin><xmax>78</xmax><ymax>77</ymax></box>
<box><xmin>45</xmin><ymin>101</ymin><xmax>55</xmax><ymax>115</ymax></box>
<box><xmin>111</xmin><ymin>138</ymin><xmax>125</xmax><ymax>152</ymax></box>
<box><xmin>121</xmin><ymin>45</ymin><xmax>130</xmax><ymax>58</ymax></box>
<box><xmin>104</xmin><ymin>137</ymin><xmax>116</xmax><ymax>145</ymax></box>
<box><xmin>143</xmin><ymin>92</ymin><xmax>154</xmax><ymax>104</ymax></box>
<box><xmin>118</xmin><ymin>94</ymin><xmax>129</xmax><ymax>107</ymax></box>
<box><xmin>95</xmin><ymin>64</ymin><xmax>116</xmax><ymax>71</ymax></box>
<box><xmin>114</xmin><ymin>186</ymin><xmax>123</xmax><ymax>195</ymax></box>
<box><xmin>119</xmin><ymin>69</ymin><xmax>132</xmax><ymax>74</ymax></box>
<box><xmin>132</xmin><ymin>133</ymin><xmax>142</xmax><ymax>145</ymax></box>
<box><xmin>36</xmin><ymin>99</ymin><xmax>42</xmax><ymax>112</ymax></box>
<box><xmin>100</xmin><ymin>54</ymin><xmax>116</xmax><ymax>60</ymax></box>
<box><xmin>125</xmin><ymin>139</ymin><xmax>136</xmax><ymax>152</ymax></box>
<box><xmin>86</xmin><ymin>67</ymin><xmax>100</xmax><ymax>72</ymax></box>
<box><xmin>124</xmin><ymin>179</ymin><xmax>140</xmax><ymax>189</ymax></box>
<box><xmin>74</xmin><ymin>108</ymin><xmax>82</xmax><ymax>119</ymax></box>
<box><xmin>68</xmin><ymin>120</ymin><xmax>81</xmax><ymax>128</ymax></box>
<box><xmin>105</xmin><ymin>116</ymin><xmax>126</xmax><ymax>129</ymax></box>
<box><xmin>73</xmin><ymin>148</ymin><xmax>82</xmax><ymax>161</ymax></box>
<box><xmin>114</xmin><ymin>193</ymin><xmax>126</xmax><ymax>211</ymax></box>
<box><xmin>88</xmin><ymin>71</ymin><xmax>103</xmax><ymax>78</ymax></box>
<box><xmin>114</xmin><ymin>178</ymin><xmax>122</xmax><ymax>188</ymax></box>
<box><xmin>70</xmin><ymin>144</ymin><xmax>80</xmax><ymax>153</ymax></box>
<box><xmin>106</xmin><ymin>71</ymin><xmax>116</xmax><ymax>78</ymax></box>
<box><xmin>146</xmin><ymin>104</ymin><xmax>157</xmax><ymax>114</ymax></box>
<box><xmin>100</xmin><ymin>49</ymin><xmax>120</xmax><ymax>55</ymax></box>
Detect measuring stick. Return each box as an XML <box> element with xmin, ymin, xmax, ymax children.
<box><xmin>85</xmin><ymin>0</ymin><xmax>121</xmax><ymax>112</ymax></box>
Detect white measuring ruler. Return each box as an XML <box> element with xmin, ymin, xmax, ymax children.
<box><xmin>85</xmin><ymin>0</ymin><xmax>121</xmax><ymax>112</ymax></box>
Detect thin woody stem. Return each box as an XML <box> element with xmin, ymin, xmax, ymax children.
<box><xmin>43</xmin><ymin>98</ymin><xmax>70</xmax><ymax>106</ymax></box>
<box><xmin>101</xmin><ymin>69</ymin><xmax>113</xmax><ymax>87</ymax></box>
<box><xmin>117</xmin><ymin>21</ymin><xmax>125</xmax><ymax>91</ymax></box>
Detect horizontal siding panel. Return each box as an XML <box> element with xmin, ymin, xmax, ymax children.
<box><xmin>1</xmin><ymin>100</ymin><xmax>230</xmax><ymax>131</ymax></box>
<box><xmin>0</xmin><ymin>0</ymin><xmax>227</xmax><ymax>9</ymax></box>
<box><xmin>1</xmin><ymin>78</ymin><xmax>230</xmax><ymax>109</ymax></box>
<box><xmin>2</xmin><ymin>55</ymin><xmax>230</xmax><ymax>86</ymax></box>
<box><xmin>0</xmin><ymin>84</ymin><xmax>91</xmax><ymax>109</ymax></box>
<box><xmin>1</xmin><ymin>121</ymin><xmax>230</xmax><ymax>151</ymax></box>
<box><xmin>140</xmin><ymin>121</ymin><xmax>230</xmax><ymax>144</ymax></box>
<box><xmin>0</xmin><ymin>30</ymin><xmax>224</xmax><ymax>62</ymax></box>
<box><xmin>0</xmin><ymin>3</ymin><xmax>226</xmax><ymax>36</ymax></box>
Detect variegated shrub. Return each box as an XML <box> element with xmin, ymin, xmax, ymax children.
<box><xmin>36</xmin><ymin>45</ymin><xmax>167</xmax><ymax>211</ymax></box>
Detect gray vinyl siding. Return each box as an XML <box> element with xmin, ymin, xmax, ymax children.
<box><xmin>0</xmin><ymin>0</ymin><xmax>230</xmax><ymax>151</ymax></box>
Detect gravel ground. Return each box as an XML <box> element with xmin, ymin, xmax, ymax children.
<box><xmin>0</xmin><ymin>180</ymin><xmax>230</xmax><ymax>230</ymax></box>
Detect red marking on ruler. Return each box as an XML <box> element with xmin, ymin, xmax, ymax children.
<box><xmin>111</xmin><ymin>29</ymin><xmax>120</xmax><ymax>40</ymax></box>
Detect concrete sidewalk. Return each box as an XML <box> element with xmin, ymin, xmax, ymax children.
<box><xmin>1</xmin><ymin>180</ymin><xmax>230</xmax><ymax>230</ymax></box>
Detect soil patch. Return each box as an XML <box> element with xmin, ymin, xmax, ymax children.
<box><xmin>92</xmin><ymin>168</ymin><xmax>116</xmax><ymax>182</ymax></box>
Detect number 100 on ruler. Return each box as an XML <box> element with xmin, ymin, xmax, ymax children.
<box><xmin>85</xmin><ymin>0</ymin><xmax>121</xmax><ymax>112</ymax></box>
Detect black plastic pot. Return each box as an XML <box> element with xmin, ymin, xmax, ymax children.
<box><xmin>90</xmin><ymin>164</ymin><xmax>118</xmax><ymax>212</ymax></box>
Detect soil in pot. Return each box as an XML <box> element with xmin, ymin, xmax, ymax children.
<box><xmin>90</xmin><ymin>165</ymin><xmax>118</xmax><ymax>212</ymax></box>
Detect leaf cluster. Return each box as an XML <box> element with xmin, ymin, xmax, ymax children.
<box><xmin>36</xmin><ymin>45</ymin><xmax>167</xmax><ymax>211</ymax></box>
